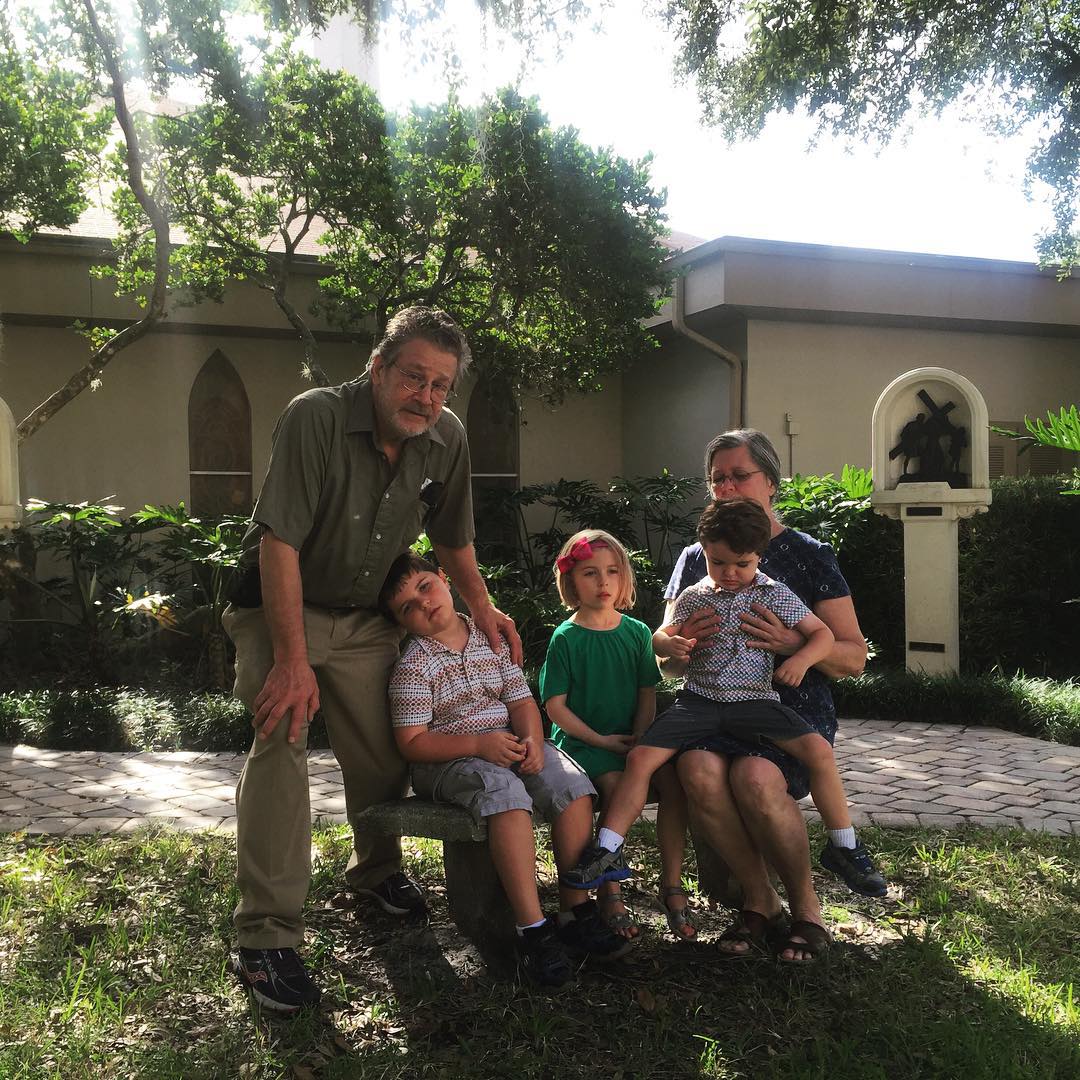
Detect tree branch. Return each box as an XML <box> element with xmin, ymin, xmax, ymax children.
<box><xmin>18</xmin><ymin>0</ymin><xmax>171</xmax><ymax>443</ymax></box>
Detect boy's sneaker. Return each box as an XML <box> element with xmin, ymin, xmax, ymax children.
<box><xmin>517</xmin><ymin>921</ymin><xmax>572</xmax><ymax>988</ymax></box>
<box><xmin>557</xmin><ymin>900</ymin><xmax>633</xmax><ymax>961</ymax></box>
<box><xmin>819</xmin><ymin>840</ymin><xmax>888</xmax><ymax>897</ymax></box>
<box><xmin>354</xmin><ymin>871</ymin><xmax>427</xmax><ymax>915</ymax></box>
<box><xmin>230</xmin><ymin>947</ymin><xmax>321</xmax><ymax>1013</ymax></box>
<box><xmin>560</xmin><ymin>843</ymin><xmax>631</xmax><ymax>890</ymax></box>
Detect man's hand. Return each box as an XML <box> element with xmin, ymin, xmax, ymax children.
<box><xmin>741</xmin><ymin>603</ymin><xmax>803</xmax><ymax>656</ymax></box>
<box><xmin>517</xmin><ymin>735</ymin><xmax>544</xmax><ymax>775</ymax></box>
<box><xmin>253</xmin><ymin>659</ymin><xmax>320</xmax><ymax>744</ymax></box>
<box><xmin>472</xmin><ymin>604</ymin><xmax>523</xmax><ymax>667</ymax></box>
<box><xmin>477</xmin><ymin>730</ymin><xmax>527</xmax><ymax>768</ymax></box>
<box><xmin>774</xmin><ymin>656</ymin><xmax>810</xmax><ymax>687</ymax></box>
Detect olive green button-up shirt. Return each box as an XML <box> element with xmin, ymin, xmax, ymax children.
<box><xmin>242</xmin><ymin>377</ymin><xmax>474</xmax><ymax>610</ymax></box>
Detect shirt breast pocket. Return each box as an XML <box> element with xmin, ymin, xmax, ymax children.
<box><xmin>419</xmin><ymin>480</ymin><xmax>445</xmax><ymax>528</ymax></box>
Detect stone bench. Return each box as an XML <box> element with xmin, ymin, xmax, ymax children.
<box><xmin>352</xmin><ymin>798</ymin><xmax>515</xmax><ymax>947</ymax></box>
<box><xmin>355</xmin><ymin>798</ymin><xmax>749</xmax><ymax>948</ymax></box>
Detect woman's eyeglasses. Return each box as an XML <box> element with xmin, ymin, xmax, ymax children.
<box><xmin>710</xmin><ymin>469</ymin><xmax>763</xmax><ymax>487</ymax></box>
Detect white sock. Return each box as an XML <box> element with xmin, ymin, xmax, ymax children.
<box><xmin>516</xmin><ymin>917</ymin><xmax>547</xmax><ymax>935</ymax></box>
<box><xmin>828</xmin><ymin>827</ymin><xmax>857</xmax><ymax>850</ymax></box>
<box><xmin>597</xmin><ymin>827</ymin><xmax>624</xmax><ymax>852</ymax></box>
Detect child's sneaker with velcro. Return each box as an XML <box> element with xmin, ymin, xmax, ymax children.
<box><xmin>819</xmin><ymin>840</ymin><xmax>887</xmax><ymax>897</ymax></box>
<box><xmin>517</xmin><ymin>920</ymin><xmax>572</xmax><ymax>987</ymax></box>
<box><xmin>557</xmin><ymin>899</ymin><xmax>632</xmax><ymax>961</ymax></box>
<box><xmin>560</xmin><ymin>843</ymin><xmax>631</xmax><ymax>889</ymax></box>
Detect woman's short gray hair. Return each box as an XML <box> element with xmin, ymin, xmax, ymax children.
<box><xmin>366</xmin><ymin>306</ymin><xmax>472</xmax><ymax>383</ymax></box>
<box><xmin>703</xmin><ymin>429</ymin><xmax>783</xmax><ymax>501</ymax></box>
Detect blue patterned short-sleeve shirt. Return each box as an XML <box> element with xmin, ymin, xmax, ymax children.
<box><xmin>665</xmin><ymin>527</ymin><xmax>852</xmax><ymax>798</ymax></box>
<box><xmin>672</xmin><ymin>573</ymin><xmax>810</xmax><ymax>704</ymax></box>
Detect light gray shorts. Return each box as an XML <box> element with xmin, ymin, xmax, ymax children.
<box><xmin>410</xmin><ymin>739</ymin><xmax>596</xmax><ymax>825</ymax></box>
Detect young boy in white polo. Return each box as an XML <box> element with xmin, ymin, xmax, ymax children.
<box><xmin>379</xmin><ymin>553</ymin><xmax>630</xmax><ymax>986</ymax></box>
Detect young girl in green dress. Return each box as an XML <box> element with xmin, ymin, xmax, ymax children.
<box><xmin>539</xmin><ymin>529</ymin><xmax>695</xmax><ymax>941</ymax></box>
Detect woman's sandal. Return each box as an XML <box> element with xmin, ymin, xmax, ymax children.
<box><xmin>776</xmin><ymin>920</ymin><xmax>831</xmax><ymax>965</ymax></box>
<box><xmin>659</xmin><ymin>886</ymin><xmax>697</xmax><ymax>941</ymax></box>
<box><xmin>716</xmin><ymin>908</ymin><xmax>787</xmax><ymax>959</ymax></box>
<box><xmin>598</xmin><ymin>890</ymin><xmax>640</xmax><ymax>939</ymax></box>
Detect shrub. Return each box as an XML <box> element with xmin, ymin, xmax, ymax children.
<box><xmin>835</xmin><ymin>475</ymin><xmax>1080</xmax><ymax>677</ymax></box>
<box><xmin>834</xmin><ymin>669</ymin><xmax>1080</xmax><ymax>745</ymax></box>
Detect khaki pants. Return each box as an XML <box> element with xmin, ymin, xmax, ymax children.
<box><xmin>224</xmin><ymin>604</ymin><xmax>407</xmax><ymax>949</ymax></box>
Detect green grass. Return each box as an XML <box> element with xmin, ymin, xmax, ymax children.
<box><xmin>1</xmin><ymin>822</ymin><xmax>1077</xmax><ymax>1079</ymax></box>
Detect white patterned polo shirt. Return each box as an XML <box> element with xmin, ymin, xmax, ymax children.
<box><xmin>389</xmin><ymin>615</ymin><xmax>534</xmax><ymax>735</ymax></box>
<box><xmin>672</xmin><ymin>572</ymin><xmax>811</xmax><ymax>704</ymax></box>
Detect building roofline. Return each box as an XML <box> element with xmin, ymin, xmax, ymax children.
<box><xmin>665</xmin><ymin>234</ymin><xmax>1070</xmax><ymax>279</ymax></box>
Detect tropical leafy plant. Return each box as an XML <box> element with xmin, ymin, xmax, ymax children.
<box><xmin>129</xmin><ymin>504</ymin><xmax>248</xmax><ymax>688</ymax></box>
<box><xmin>774</xmin><ymin>468</ymin><xmax>874</xmax><ymax>551</ymax></box>
<box><xmin>991</xmin><ymin>407</ymin><xmax>1080</xmax><ymax>495</ymax></box>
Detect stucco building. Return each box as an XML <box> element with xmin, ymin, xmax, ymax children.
<box><xmin>1</xmin><ymin>233</ymin><xmax>1077</xmax><ymax>535</ymax></box>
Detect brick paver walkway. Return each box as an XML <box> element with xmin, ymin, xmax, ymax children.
<box><xmin>1</xmin><ymin>719</ymin><xmax>1079</xmax><ymax>837</ymax></box>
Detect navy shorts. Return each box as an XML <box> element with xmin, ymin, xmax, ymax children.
<box><xmin>639</xmin><ymin>690</ymin><xmax>815</xmax><ymax>752</ymax></box>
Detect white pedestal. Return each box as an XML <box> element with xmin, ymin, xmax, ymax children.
<box><xmin>871</xmin><ymin>484</ymin><xmax>991</xmax><ymax>674</ymax></box>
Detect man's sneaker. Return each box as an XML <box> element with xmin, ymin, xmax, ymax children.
<box><xmin>517</xmin><ymin>921</ymin><xmax>572</xmax><ymax>988</ymax></box>
<box><xmin>230</xmin><ymin>947</ymin><xmax>320</xmax><ymax>1013</ymax></box>
<box><xmin>820</xmin><ymin>840</ymin><xmax>888</xmax><ymax>897</ymax></box>
<box><xmin>560</xmin><ymin>843</ymin><xmax>631</xmax><ymax>890</ymax></box>
<box><xmin>355</xmin><ymin>871</ymin><xmax>427</xmax><ymax>915</ymax></box>
<box><xmin>557</xmin><ymin>899</ymin><xmax>633</xmax><ymax>961</ymax></box>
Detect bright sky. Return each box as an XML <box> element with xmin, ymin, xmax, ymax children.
<box><xmin>371</xmin><ymin>3</ymin><xmax>1051</xmax><ymax>263</ymax></box>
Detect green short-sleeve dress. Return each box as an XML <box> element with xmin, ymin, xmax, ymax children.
<box><xmin>539</xmin><ymin>615</ymin><xmax>662</xmax><ymax>779</ymax></box>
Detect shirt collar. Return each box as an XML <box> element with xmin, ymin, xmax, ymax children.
<box><xmin>696</xmin><ymin>570</ymin><xmax>776</xmax><ymax>593</ymax></box>
<box><xmin>412</xmin><ymin>614</ymin><xmax>481</xmax><ymax>655</ymax></box>
<box><xmin>344</xmin><ymin>376</ymin><xmax>447</xmax><ymax>447</ymax></box>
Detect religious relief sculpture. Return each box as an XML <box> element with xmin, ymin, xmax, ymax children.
<box><xmin>887</xmin><ymin>389</ymin><xmax>969</xmax><ymax>487</ymax></box>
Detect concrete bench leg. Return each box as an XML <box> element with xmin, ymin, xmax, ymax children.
<box><xmin>443</xmin><ymin>838</ymin><xmax>516</xmax><ymax>947</ymax></box>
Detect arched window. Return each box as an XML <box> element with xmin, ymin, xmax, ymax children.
<box><xmin>188</xmin><ymin>351</ymin><xmax>252</xmax><ymax>517</ymax></box>
<box><xmin>467</xmin><ymin>380</ymin><xmax>520</xmax><ymax>555</ymax></box>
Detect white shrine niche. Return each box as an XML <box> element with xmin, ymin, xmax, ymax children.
<box><xmin>870</xmin><ymin>368</ymin><xmax>991</xmax><ymax>675</ymax></box>
<box><xmin>0</xmin><ymin>396</ymin><xmax>19</xmax><ymax>530</ymax></box>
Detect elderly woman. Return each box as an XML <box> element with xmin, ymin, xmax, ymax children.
<box><xmin>657</xmin><ymin>429</ymin><xmax>883</xmax><ymax>963</ymax></box>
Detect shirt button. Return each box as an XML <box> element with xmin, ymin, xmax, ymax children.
<box><xmin>363</xmin><ymin>571</ymin><xmax>370</xmax><ymax>577</ymax></box>
<box><xmin>375</xmin><ymin>533</ymin><xmax>382</xmax><ymax>540</ymax></box>
<box><xmin>384</xmin><ymin>493</ymin><xmax>390</xmax><ymax>500</ymax></box>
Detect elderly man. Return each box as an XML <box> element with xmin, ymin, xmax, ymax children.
<box><xmin>225</xmin><ymin>306</ymin><xmax>520</xmax><ymax>1012</ymax></box>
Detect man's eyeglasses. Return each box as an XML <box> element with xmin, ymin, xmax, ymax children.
<box><xmin>710</xmin><ymin>469</ymin><xmax>763</xmax><ymax>487</ymax></box>
<box><xmin>390</xmin><ymin>363</ymin><xmax>453</xmax><ymax>402</ymax></box>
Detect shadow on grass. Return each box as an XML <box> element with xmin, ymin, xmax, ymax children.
<box><xmin>231</xmin><ymin>890</ymin><xmax>1079</xmax><ymax>1080</ymax></box>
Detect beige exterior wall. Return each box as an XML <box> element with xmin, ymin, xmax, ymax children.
<box><xmin>2</xmin><ymin>323</ymin><xmax>362</xmax><ymax>512</ymax></box>
<box><xmin>621</xmin><ymin>332</ymin><xmax>737</xmax><ymax>482</ymax></box>
<box><xmin>744</xmin><ymin>319</ymin><xmax>1080</xmax><ymax>476</ymax></box>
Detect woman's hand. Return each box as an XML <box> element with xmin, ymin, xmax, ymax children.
<box><xmin>740</xmin><ymin>603</ymin><xmax>804</xmax><ymax>656</ymax></box>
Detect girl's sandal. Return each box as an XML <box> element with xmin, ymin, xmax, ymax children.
<box><xmin>659</xmin><ymin>885</ymin><xmax>697</xmax><ymax>941</ymax></box>
<box><xmin>598</xmin><ymin>890</ymin><xmax>640</xmax><ymax>939</ymax></box>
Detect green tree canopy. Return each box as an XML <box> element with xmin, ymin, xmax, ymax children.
<box><xmin>6</xmin><ymin>0</ymin><xmax>666</xmax><ymax>440</ymax></box>
<box><xmin>318</xmin><ymin>88</ymin><xmax>669</xmax><ymax>401</ymax></box>
<box><xmin>663</xmin><ymin>0</ymin><xmax>1080</xmax><ymax>264</ymax></box>
<box><xmin>0</xmin><ymin>5</ymin><xmax>108</xmax><ymax>238</ymax></box>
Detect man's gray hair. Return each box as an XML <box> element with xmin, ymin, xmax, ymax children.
<box><xmin>366</xmin><ymin>306</ymin><xmax>472</xmax><ymax>382</ymax></box>
<box><xmin>703</xmin><ymin>428</ymin><xmax>783</xmax><ymax>501</ymax></box>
